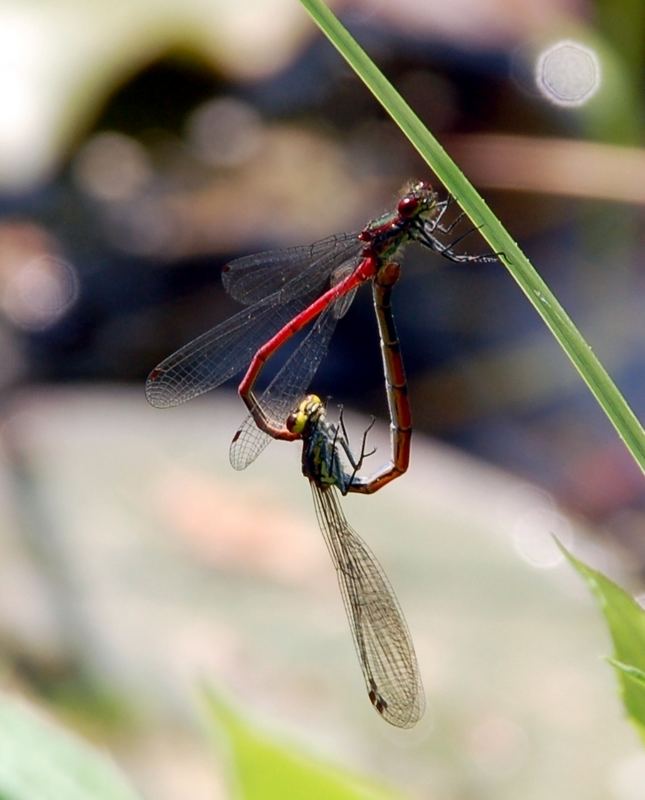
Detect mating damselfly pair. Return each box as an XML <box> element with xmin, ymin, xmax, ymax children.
<box><xmin>146</xmin><ymin>181</ymin><xmax>497</xmax><ymax>727</ymax></box>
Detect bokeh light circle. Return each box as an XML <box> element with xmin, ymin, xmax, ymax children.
<box><xmin>535</xmin><ymin>40</ymin><xmax>601</xmax><ymax>107</ymax></box>
<box><xmin>2</xmin><ymin>255</ymin><xmax>79</xmax><ymax>331</ymax></box>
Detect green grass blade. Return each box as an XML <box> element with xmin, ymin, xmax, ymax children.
<box><xmin>559</xmin><ymin>543</ymin><xmax>645</xmax><ymax>744</ymax></box>
<box><xmin>299</xmin><ymin>0</ymin><xmax>645</xmax><ymax>472</ymax></box>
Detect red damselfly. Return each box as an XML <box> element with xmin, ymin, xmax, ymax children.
<box><xmin>146</xmin><ymin>181</ymin><xmax>496</xmax><ymax>469</ymax></box>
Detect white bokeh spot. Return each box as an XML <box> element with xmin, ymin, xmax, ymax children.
<box><xmin>536</xmin><ymin>40</ymin><xmax>601</xmax><ymax>107</ymax></box>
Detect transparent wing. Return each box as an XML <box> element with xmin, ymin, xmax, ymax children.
<box><xmin>222</xmin><ymin>232</ymin><xmax>360</xmax><ymax>304</ymax></box>
<box><xmin>147</xmin><ymin>240</ymin><xmax>364</xmax><ymax>409</ymax></box>
<box><xmin>145</xmin><ymin>285</ymin><xmax>322</xmax><ymax>408</ymax></box>
<box><xmin>229</xmin><ymin>305</ymin><xmax>339</xmax><ymax>469</ymax></box>
<box><xmin>228</xmin><ymin>259</ymin><xmax>361</xmax><ymax>471</ymax></box>
<box><xmin>310</xmin><ymin>483</ymin><xmax>424</xmax><ymax>728</ymax></box>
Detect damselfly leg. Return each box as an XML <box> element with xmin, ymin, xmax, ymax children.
<box><xmin>334</xmin><ymin>406</ymin><xmax>377</xmax><ymax>490</ymax></box>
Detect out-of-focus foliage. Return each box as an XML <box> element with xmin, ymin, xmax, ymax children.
<box><xmin>562</xmin><ymin>544</ymin><xmax>645</xmax><ymax>745</ymax></box>
<box><xmin>0</xmin><ymin>683</ymin><xmax>406</xmax><ymax>800</ymax></box>
<box><xmin>203</xmin><ymin>687</ymin><xmax>401</xmax><ymax>799</ymax></box>
<box><xmin>0</xmin><ymin>691</ymin><xmax>142</xmax><ymax>800</ymax></box>
<box><xmin>0</xmin><ymin>0</ymin><xmax>309</xmax><ymax>189</ymax></box>
<box><xmin>610</xmin><ymin>661</ymin><xmax>645</xmax><ymax>690</ymax></box>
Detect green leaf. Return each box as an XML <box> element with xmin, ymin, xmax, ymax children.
<box><xmin>608</xmin><ymin>659</ymin><xmax>645</xmax><ymax>689</ymax></box>
<box><xmin>202</xmin><ymin>688</ymin><xmax>402</xmax><ymax>800</ymax></box>
<box><xmin>560</xmin><ymin>544</ymin><xmax>645</xmax><ymax>743</ymax></box>
<box><xmin>298</xmin><ymin>0</ymin><xmax>645</xmax><ymax>474</ymax></box>
<box><xmin>0</xmin><ymin>692</ymin><xmax>142</xmax><ymax>800</ymax></box>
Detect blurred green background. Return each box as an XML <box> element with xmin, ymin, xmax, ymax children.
<box><xmin>0</xmin><ymin>0</ymin><xmax>643</xmax><ymax>798</ymax></box>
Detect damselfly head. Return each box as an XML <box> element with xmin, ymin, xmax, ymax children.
<box><xmin>397</xmin><ymin>180</ymin><xmax>437</xmax><ymax>220</ymax></box>
<box><xmin>286</xmin><ymin>394</ymin><xmax>325</xmax><ymax>436</ymax></box>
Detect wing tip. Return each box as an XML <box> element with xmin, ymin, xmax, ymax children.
<box><xmin>369</xmin><ymin>679</ymin><xmax>425</xmax><ymax>728</ymax></box>
<box><xmin>145</xmin><ymin>369</ymin><xmax>180</xmax><ymax>408</ymax></box>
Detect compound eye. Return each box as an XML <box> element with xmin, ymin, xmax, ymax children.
<box><xmin>287</xmin><ymin>394</ymin><xmax>322</xmax><ymax>434</ymax></box>
<box><xmin>397</xmin><ymin>195</ymin><xmax>419</xmax><ymax>218</ymax></box>
<box><xmin>286</xmin><ymin>410</ymin><xmax>306</xmax><ymax>434</ymax></box>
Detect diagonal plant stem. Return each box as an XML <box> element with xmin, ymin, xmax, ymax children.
<box><xmin>299</xmin><ymin>0</ymin><xmax>645</xmax><ymax>472</ymax></box>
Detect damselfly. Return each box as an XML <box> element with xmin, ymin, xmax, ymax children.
<box><xmin>284</xmin><ymin>265</ymin><xmax>421</xmax><ymax>723</ymax></box>
<box><xmin>286</xmin><ymin>393</ymin><xmax>424</xmax><ymax>727</ymax></box>
<box><xmin>146</xmin><ymin>181</ymin><xmax>496</xmax><ymax>469</ymax></box>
